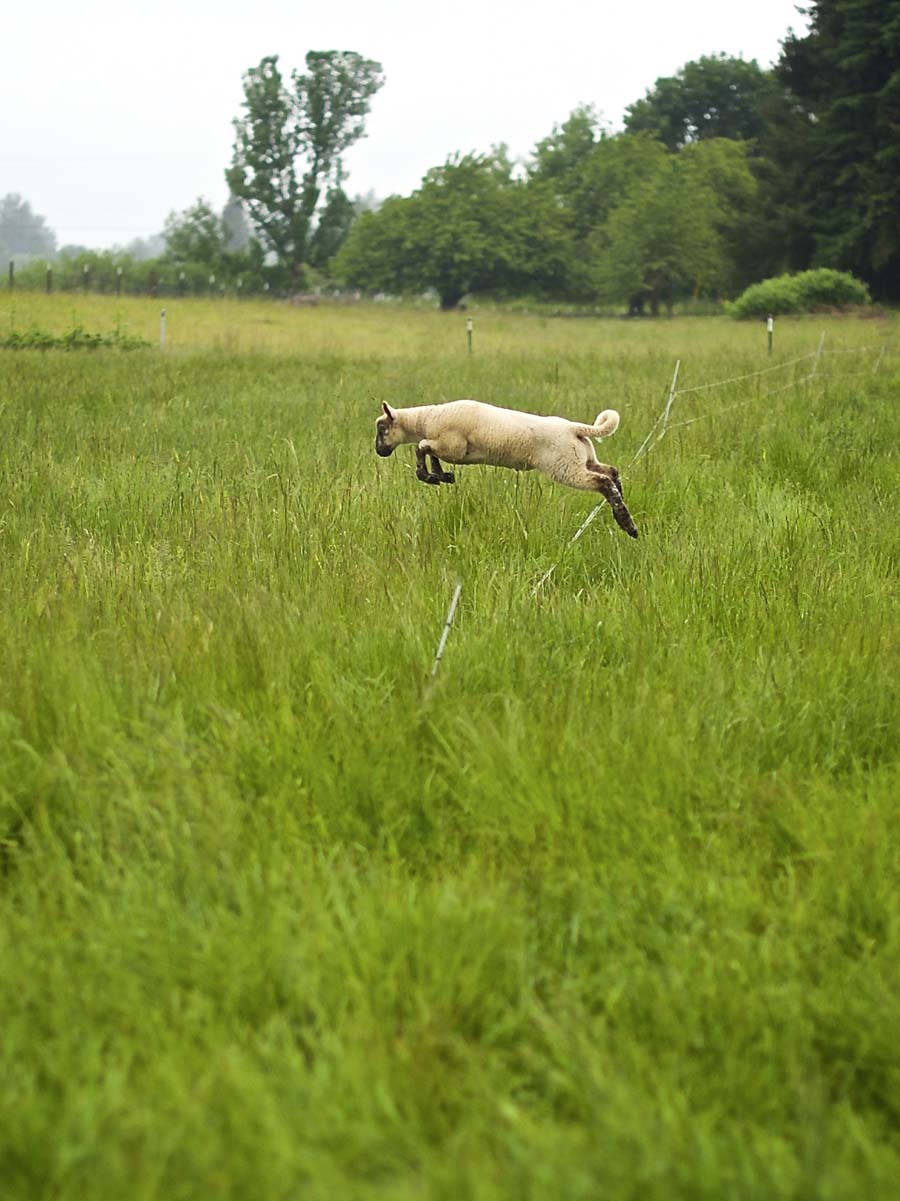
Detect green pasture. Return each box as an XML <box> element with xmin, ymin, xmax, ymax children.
<box><xmin>1</xmin><ymin>297</ymin><xmax>898</xmax><ymax>1200</ymax></box>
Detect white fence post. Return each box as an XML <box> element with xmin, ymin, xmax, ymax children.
<box><xmin>430</xmin><ymin>581</ymin><xmax>463</xmax><ymax>678</ymax></box>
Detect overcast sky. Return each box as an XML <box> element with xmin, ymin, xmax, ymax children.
<box><xmin>4</xmin><ymin>0</ymin><xmax>809</xmax><ymax>250</ymax></box>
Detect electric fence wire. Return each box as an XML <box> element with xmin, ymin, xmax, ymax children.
<box><xmin>531</xmin><ymin>337</ymin><xmax>893</xmax><ymax>596</ymax></box>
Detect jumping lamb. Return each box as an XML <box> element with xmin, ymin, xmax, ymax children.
<box><xmin>374</xmin><ymin>399</ymin><xmax>637</xmax><ymax>538</ymax></box>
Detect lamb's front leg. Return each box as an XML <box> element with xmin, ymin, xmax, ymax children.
<box><xmin>415</xmin><ymin>443</ymin><xmax>440</xmax><ymax>484</ymax></box>
<box><xmin>416</xmin><ymin>441</ymin><xmax>455</xmax><ymax>485</ymax></box>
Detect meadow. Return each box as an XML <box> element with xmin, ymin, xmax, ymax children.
<box><xmin>1</xmin><ymin>294</ymin><xmax>898</xmax><ymax>1200</ymax></box>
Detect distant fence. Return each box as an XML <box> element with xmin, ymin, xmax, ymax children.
<box><xmin>4</xmin><ymin>258</ymin><xmax>279</xmax><ymax>300</ymax></box>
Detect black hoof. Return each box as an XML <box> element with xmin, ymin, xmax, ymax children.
<box><xmin>613</xmin><ymin>508</ymin><xmax>639</xmax><ymax>539</ymax></box>
<box><xmin>441</xmin><ymin>472</ymin><xmax>455</xmax><ymax>484</ymax></box>
<box><xmin>417</xmin><ymin>470</ymin><xmax>441</xmax><ymax>485</ymax></box>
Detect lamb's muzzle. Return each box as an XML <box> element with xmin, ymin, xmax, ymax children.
<box><xmin>375</xmin><ymin>406</ymin><xmax>396</xmax><ymax>456</ymax></box>
<box><xmin>374</xmin><ymin>398</ymin><xmax>638</xmax><ymax>538</ymax></box>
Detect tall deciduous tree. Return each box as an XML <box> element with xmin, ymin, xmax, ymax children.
<box><xmin>624</xmin><ymin>54</ymin><xmax>779</xmax><ymax>151</ymax></box>
<box><xmin>678</xmin><ymin>138</ymin><xmax>761</xmax><ymax>293</ymax></box>
<box><xmin>336</xmin><ymin>152</ymin><xmax>573</xmax><ymax>309</ymax></box>
<box><xmin>592</xmin><ymin>148</ymin><xmax>734</xmax><ymax>314</ymax></box>
<box><xmin>226</xmin><ymin>52</ymin><xmax>384</xmax><ymax>281</ymax></box>
<box><xmin>163</xmin><ymin>198</ymin><xmax>226</xmax><ymax>266</ymax></box>
<box><xmin>530</xmin><ymin>126</ymin><xmax>674</xmax><ymax>299</ymax></box>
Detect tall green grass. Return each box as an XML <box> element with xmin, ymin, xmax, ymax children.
<box><xmin>1</xmin><ymin>300</ymin><xmax>898</xmax><ymax>1199</ymax></box>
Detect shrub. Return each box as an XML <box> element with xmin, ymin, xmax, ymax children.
<box><xmin>728</xmin><ymin>269</ymin><xmax>871</xmax><ymax>319</ymax></box>
<box><xmin>1</xmin><ymin>323</ymin><xmax>150</xmax><ymax>351</ymax></box>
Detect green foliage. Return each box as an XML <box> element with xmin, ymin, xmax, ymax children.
<box><xmin>0</xmin><ymin>321</ymin><xmax>149</xmax><ymax>350</ymax></box>
<box><xmin>592</xmin><ymin>140</ymin><xmax>754</xmax><ymax>312</ymax></box>
<box><xmin>307</xmin><ymin>186</ymin><xmax>357</xmax><ymax>270</ymax></box>
<box><xmin>729</xmin><ymin>268</ymin><xmax>872</xmax><ymax>317</ymax></box>
<box><xmin>227</xmin><ymin>51</ymin><xmax>384</xmax><ymax>280</ymax></box>
<box><xmin>529</xmin><ymin>104</ymin><xmax>605</xmax><ymax>186</ymax></box>
<box><xmin>0</xmin><ymin>300</ymin><xmax>898</xmax><ymax>1199</ymax></box>
<box><xmin>163</xmin><ymin>197</ymin><xmax>228</xmax><ymax>266</ymax></box>
<box><xmin>338</xmin><ymin>130</ymin><xmax>762</xmax><ymax>312</ymax></box>
<box><xmin>529</xmin><ymin>129</ymin><xmax>668</xmax><ymax>299</ymax></box>
<box><xmin>336</xmin><ymin>152</ymin><xmax>574</xmax><ymax>308</ymax></box>
<box><xmin>624</xmin><ymin>54</ymin><xmax>779</xmax><ymax>150</ymax></box>
<box><xmin>679</xmin><ymin>138</ymin><xmax>764</xmax><ymax>293</ymax></box>
<box><xmin>773</xmin><ymin>0</ymin><xmax>900</xmax><ymax>296</ymax></box>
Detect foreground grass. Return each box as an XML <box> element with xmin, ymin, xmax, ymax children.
<box><xmin>0</xmin><ymin>301</ymin><xmax>898</xmax><ymax>1199</ymax></box>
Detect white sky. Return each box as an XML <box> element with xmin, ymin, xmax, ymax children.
<box><xmin>4</xmin><ymin>0</ymin><xmax>809</xmax><ymax>250</ymax></box>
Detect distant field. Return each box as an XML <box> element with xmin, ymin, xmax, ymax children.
<box><xmin>1</xmin><ymin>297</ymin><xmax>898</xmax><ymax>1200</ymax></box>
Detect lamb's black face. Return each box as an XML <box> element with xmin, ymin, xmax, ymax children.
<box><xmin>375</xmin><ymin>404</ymin><xmax>402</xmax><ymax>457</ymax></box>
<box><xmin>375</xmin><ymin>416</ymin><xmax>395</xmax><ymax>457</ymax></box>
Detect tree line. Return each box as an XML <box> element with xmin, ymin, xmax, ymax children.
<box><xmin>336</xmin><ymin>0</ymin><xmax>900</xmax><ymax>309</ymax></box>
<box><xmin>5</xmin><ymin>1</ymin><xmax>898</xmax><ymax>308</ymax></box>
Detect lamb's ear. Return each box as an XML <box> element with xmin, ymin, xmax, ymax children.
<box><xmin>382</xmin><ymin>403</ymin><xmax>396</xmax><ymax>423</ymax></box>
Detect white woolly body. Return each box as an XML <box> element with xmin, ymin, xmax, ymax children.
<box><xmin>384</xmin><ymin>399</ymin><xmax>621</xmax><ymax>492</ymax></box>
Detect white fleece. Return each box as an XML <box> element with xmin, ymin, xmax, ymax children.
<box><xmin>380</xmin><ymin>399</ymin><xmax>621</xmax><ymax>492</ymax></box>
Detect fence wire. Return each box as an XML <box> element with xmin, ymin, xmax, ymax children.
<box><xmin>531</xmin><ymin>336</ymin><xmax>893</xmax><ymax>596</ymax></box>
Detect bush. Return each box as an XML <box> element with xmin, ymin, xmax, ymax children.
<box><xmin>728</xmin><ymin>269</ymin><xmax>871</xmax><ymax>319</ymax></box>
<box><xmin>1</xmin><ymin>323</ymin><xmax>150</xmax><ymax>351</ymax></box>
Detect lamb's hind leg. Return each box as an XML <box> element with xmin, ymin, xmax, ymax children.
<box><xmin>587</xmin><ymin>460</ymin><xmax>624</xmax><ymax>501</ymax></box>
<box><xmin>581</xmin><ymin>436</ymin><xmax>625</xmax><ymax>501</ymax></box>
<box><xmin>587</xmin><ymin>462</ymin><xmax>638</xmax><ymax>539</ymax></box>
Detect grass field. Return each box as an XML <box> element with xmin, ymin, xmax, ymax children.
<box><xmin>1</xmin><ymin>295</ymin><xmax>898</xmax><ymax>1200</ymax></box>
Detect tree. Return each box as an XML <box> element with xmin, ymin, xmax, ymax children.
<box><xmin>773</xmin><ymin>0</ymin><xmax>900</xmax><ymax>297</ymax></box>
<box><xmin>624</xmin><ymin>55</ymin><xmax>779</xmax><ymax>151</ymax></box>
<box><xmin>530</xmin><ymin>126</ymin><xmax>672</xmax><ymax>298</ymax></box>
<box><xmin>0</xmin><ymin>194</ymin><xmax>56</xmax><ymax>260</ymax></box>
<box><xmin>332</xmin><ymin>194</ymin><xmax>414</xmax><ymax>294</ymax></box>
<box><xmin>163</xmin><ymin>198</ymin><xmax>227</xmax><ymax>266</ymax></box>
<box><xmin>226</xmin><ymin>51</ymin><xmax>384</xmax><ymax>282</ymax></box>
<box><xmin>592</xmin><ymin>152</ymin><xmax>730</xmax><ymax>314</ymax></box>
<box><xmin>529</xmin><ymin>106</ymin><xmax>611</xmax><ymax>245</ymax></box>
<box><xmin>335</xmin><ymin>152</ymin><xmax>574</xmax><ymax>309</ymax></box>
<box><xmin>308</xmin><ymin>186</ymin><xmax>356</xmax><ymax>269</ymax></box>
<box><xmin>530</xmin><ymin>105</ymin><xmax>606</xmax><ymax>212</ymax></box>
<box><xmin>678</xmin><ymin>138</ymin><xmax>761</xmax><ymax>293</ymax></box>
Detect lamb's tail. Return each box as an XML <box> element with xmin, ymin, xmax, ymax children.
<box><xmin>571</xmin><ymin>409</ymin><xmax>620</xmax><ymax>440</ymax></box>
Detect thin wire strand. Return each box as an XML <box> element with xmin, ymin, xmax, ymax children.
<box><xmin>531</xmin><ymin>382</ymin><xmax>675</xmax><ymax>596</ymax></box>
<box><xmin>667</xmin><ymin>374</ymin><xmax>815</xmax><ymax>430</ymax></box>
<box><xmin>530</xmin><ymin>338</ymin><xmax>891</xmax><ymax>598</ymax></box>
<box><xmin>675</xmin><ymin>352</ymin><xmax>816</xmax><ymax>397</ymax></box>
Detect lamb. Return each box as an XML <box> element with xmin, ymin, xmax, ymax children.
<box><xmin>374</xmin><ymin>398</ymin><xmax>637</xmax><ymax>538</ymax></box>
